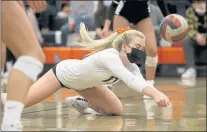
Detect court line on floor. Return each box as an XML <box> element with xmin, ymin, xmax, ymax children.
<box><xmin>22</xmin><ymin>105</ymin><xmax>69</xmax><ymax>115</ymax></box>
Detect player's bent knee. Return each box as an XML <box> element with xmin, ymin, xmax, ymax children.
<box><xmin>100</xmin><ymin>108</ymin><xmax>123</xmax><ymax>116</ymax></box>
<box><xmin>145</xmin><ymin>55</ymin><xmax>158</xmax><ymax>67</ymax></box>
<box><xmin>113</xmin><ymin>100</ymin><xmax>123</xmax><ymax>115</ymax></box>
<box><xmin>13</xmin><ymin>56</ymin><xmax>44</xmax><ymax>81</ymax></box>
<box><xmin>110</xmin><ymin>107</ymin><xmax>123</xmax><ymax>116</ymax></box>
<box><xmin>104</xmin><ymin>103</ymin><xmax>123</xmax><ymax>116</ymax></box>
<box><xmin>113</xmin><ymin>104</ymin><xmax>123</xmax><ymax>115</ymax></box>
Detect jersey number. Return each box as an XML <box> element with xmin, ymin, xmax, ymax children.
<box><xmin>102</xmin><ymin>76</ymin><xmax>119</xmax><ymax>84</ymax></box>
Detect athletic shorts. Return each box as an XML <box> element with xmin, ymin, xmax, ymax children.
<box><xmin>115</xmin><ymin>1</ymin><xmax>150</xmax><ymax>25</ymax></box>
<box><xmin>51</xmin><ymin>64</ymin><xmax>70</xmax><ymax>89</ymax></box>
<box><xmin>6</xmin><ymin>48</ymin><xmax>16</xmax><ymax>62</ymax></box>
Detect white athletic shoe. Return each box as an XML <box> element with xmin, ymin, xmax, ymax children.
<box><xmin>181</xmin><ymin>68</ymin><xmax>196</xmax><ymax>79</ymax></box>
<box><xmin>180</xmin><ymin>78</ymin><xmax>196</xmax><ymax>87</ymax></box>
<box><xmin>65</xmin><ymin>96</ymin><xmax>89</xmax><ymax>114</ymax></box>
<box><xmin>1</xmin><ymin>121</ymin><xmax>23</xmax><ymax>131</ymax></box>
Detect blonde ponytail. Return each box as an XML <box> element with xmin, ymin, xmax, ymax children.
<box><xmin>78</xmin><ymin>22</ymin><xmax>118</xmax><ymax>51</ymax></box>
<box><xmin>78</xmin><ymin>22</ymin><xmax>146</xmax><ymax>53</ymax></box>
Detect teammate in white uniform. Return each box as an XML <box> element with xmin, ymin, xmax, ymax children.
<box><xmin>2</xmin><ymin>23</ymin><xmax>169</xmax><ymax>116</ymax></box>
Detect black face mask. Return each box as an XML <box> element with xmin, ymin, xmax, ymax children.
<box><xmin>126</xmin><ymin>47</ymin><xmax>145</xmax><ymax>63</ymax></box>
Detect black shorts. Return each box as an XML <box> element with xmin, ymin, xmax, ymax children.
<box><xmin>115</xmin><ymin>1</ymin><xmax>150</xmax><ymax>25</ymax></box>
<box><xmin>6</xmin><ymin>48</ymin><xmax>16</xmax><ymax>62</ymax></box>
<box><xmin>51</xmin><ymin>64</ymin><xmax>70</xmax><ymax>88</ymax></box>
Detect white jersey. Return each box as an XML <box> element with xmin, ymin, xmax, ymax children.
<box><xmin>55</xmin><ymin>48</ymin><xmax>151</xmax><ymax>92</ymax></box>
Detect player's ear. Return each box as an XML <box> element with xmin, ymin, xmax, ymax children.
<box><xmin>121</xmin><ymin>43</ymin><xmax>127</xmax><ymax>49</ymax></box>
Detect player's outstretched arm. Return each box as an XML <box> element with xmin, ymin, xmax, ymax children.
<box><xmin>100</xmin><ymin>53</ymin><xmax>169</xmax><ymax>107</ymax></box>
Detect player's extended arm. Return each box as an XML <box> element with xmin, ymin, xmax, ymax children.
<box><xmin>100</xmin><ymin>52</ymin><xmax>169</xmax><ymax>107</ymax></box>
<box><xmin>99</xmin><ymin>52</ymin><xmax>156</xmax><ymax>95</ymax></box>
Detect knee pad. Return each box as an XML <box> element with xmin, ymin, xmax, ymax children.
<box><xmin>13</xmin><ymin>56</ymin><xmax>44</xmax><ymax>81</ymax></box>
<box><xmin>145</xmin><ymin>56</ymin><xmax>158</xmax><ymax>67</ymax></box>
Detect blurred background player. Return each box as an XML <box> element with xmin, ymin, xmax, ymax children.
<box><xmin>1</xmin><ymin>1</ymin><xmax>46</xmax><ymax>131</ymax></box>
<box><xmin>100</xmin><ymin>0</ymin><xmax>169</xmax><ymax>98</ymax></box>
<box><xmin>60</xmin><ymin>1</ymin><xmax>95</xmax><ymax>46</ymax></box>
<box><xmin>148</xmin><ymin>2</ymin><xmax>165</xmax><ymax>46</ymax></box>
<box><xmin>181</xmin><ymin>0</ymin><xmax>206</xmax><ymax>79</ymax></box>
<box><xmin>94</xmin><ymin>1</ymin><xmax>113</xmax><ymax>39</ymax></box>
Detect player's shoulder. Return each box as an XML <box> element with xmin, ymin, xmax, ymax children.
<box><xmin>99</xmin><ymin>48</ymin><xmax>119</xmax><ymax>55</ymax></box>
<box><xmin>97</xmin><ymin>48</ymin><xmax>120</xmax><ymax>62</ymax></box>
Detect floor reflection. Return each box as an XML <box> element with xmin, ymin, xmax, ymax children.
<box><xmin>21</xmin><ymin>78</ymin><xmax>206</xmax><ymax>131</ymax></box>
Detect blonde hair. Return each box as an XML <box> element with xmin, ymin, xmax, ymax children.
<box><xmin>78</xmin><ymin>22</ymin><xmax>146</xmax><ymax>53</ymax></box>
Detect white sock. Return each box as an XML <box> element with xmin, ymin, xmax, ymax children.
<box><xmin>1</xmin><ymin>93</ymin><xmax>7</xmax><ymax>105</ymax></box>
<box><xmin>2</xmin><ymin>100</ymin><xmax>24</xmax><ymax>124</ymax></box>
<box><xmin>146</xmin><ymin>80</ymin><xmax>155</xmax><ymax>86</ymax></box>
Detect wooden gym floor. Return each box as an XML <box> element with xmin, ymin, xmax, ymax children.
<box><xmin>1</xmin><ymin>77</ymin><xmax>206</xmax><ymax>131</ymax></box>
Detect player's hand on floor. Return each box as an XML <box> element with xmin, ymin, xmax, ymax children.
<box><xmin>153</xmin><ymin>91</ymin><xmax>169</xmax><ymax>107</ymax></box>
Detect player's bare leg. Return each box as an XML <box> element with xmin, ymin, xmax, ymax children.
<box><xmin>1</xmin><ymin>1</ymin><xmax>45</xmax><ymax>130</ymax></box>
<box><xmin>4</xmin><ymin>70</ymin><xmax>123</xmax><ymax>116</ymax></box>
<box><xmin>1</xmin><ymin>42</ymin><xmax>6</xmax><ymax>71</ymax></box>
<box><xmin>136</xmin><ymin>18</ymin><xmax>158</xmax><ymax>98</ymax></box>
<box><xmin>66</xmin><ymin>85</ymin><xmax>123</xmax><ymax>116</ymax></box>
<box><xmin>136</xmin><ymin>18</ymin><xmax>158</xmax><ymax>86</ymax></box>
<box><xmin>1</xmin><ymin>42</ymin><xmax>7</xmax><ymax>107</ymax></box>
<box><xmin>113</xmin><ymin>15</ymin><xmax>129</xmax><ymax>31</ymax></box>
